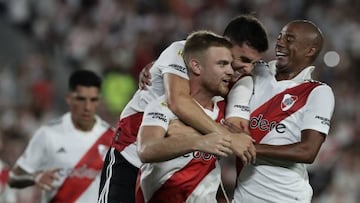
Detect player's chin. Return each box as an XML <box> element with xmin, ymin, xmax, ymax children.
<box><xmin>218</xmin><ymin>87</ymin><xmax>229</xmax><ymax>97</ymax></box>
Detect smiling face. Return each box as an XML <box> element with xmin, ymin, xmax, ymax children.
<box><xmin>66</xmin><ymin>85</ymin><xmax>100</xmax><ymax>131</ymax></box>
<box><xmin>230</xmin><ymin>43</ymin><xmax>262</xmax><ymax>82</ymax></box>
<box><xmin>275</xmin><ymin>21</ymin><xmax>323</xmax><ymax>78</ymax></box>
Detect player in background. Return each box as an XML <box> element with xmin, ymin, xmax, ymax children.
<box><xmin>229</xmin><ymin>20</ymin><xmax>335</xmax><ymax>203</ymax></box>
<box><xmin>98</xmin><ymin>14</ymin><xmax>268</xmax><ymax>203</ymax></box>
<box><xmin>136</xmin><ymin>30</ymin><xmax>234</xmax><ymax>203</ymax></box>
<box><xmin>8</xmin><ymin>70</ymin><xmax>114</xmax><ymax>203</ymax></box>
<box><xmin>0</xmin><ymin>133</ymin><xmax>17</xmax><ymax>203</ymax></box>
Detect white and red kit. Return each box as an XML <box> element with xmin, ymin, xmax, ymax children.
<box><xmin>110</xmin><ymin>40</ymin><xmax>251</xmax><ymax>168</ymax></box>
<box><xmin>0</xmin><ymin>160</ymin><xmax>16</xmax><ymax>203</ymax></box>
<box><xmin>136</xmin><ymin>96</ymin><xmax>226</xmax><ymax>203</ymax></box>
<box><xmin>233</xmin><ymin>62</ymin><xmax>335</xmax><ymax>203</ymax></box>
<box><xmin>98</xmin><ymin>40</ymin><xmax>189</xmax><ymax>203</ymax></box>
<box><xmin>99</xmin><ymin>39</ymin><xmax>252</xmax><ymax>203</ymax></box>
<box><xmin>112</xmin><ymin>40</ymin><xmax>189</xmax><ymax>168</ymax></box>
<box><xmin>15</xmin><ymin>113</ymin><xmax>114</xmax><ymax>203</ymax></box>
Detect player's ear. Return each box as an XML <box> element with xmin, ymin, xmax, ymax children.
<box><xmin>189</xmin><ymin>58</ymin><xmax>201</xmax><ymax>75</ymax></box>
<box><xmin>305</xmin><ymin>47</ymin><xmax>317</xmax><ymax>57</ymax></box>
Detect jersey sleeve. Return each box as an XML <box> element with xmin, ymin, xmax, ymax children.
<box><xmin>154</xmin><ymin>41</ymin><xmax>189</xmax><ymax>80</ymax></box>
<box><xmin>301</xmin><ymin>85</ymin><xmax>335</xmax><ymax>135</ymax></box>
<box><xmin>15</xmin><ymin>128</ymin><xmax>50</xmax><ymax>173</ymax></box>
<box><xmin>226</xmin><ymin>76</ymin><xmax>253</xmax><ymax>120</ymax></box>
<box><xmin>141</xmin><ymin>96</ymin><xmax>175</xmax><ymax>131</ymax></box>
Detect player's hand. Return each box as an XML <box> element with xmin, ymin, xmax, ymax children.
<box><xmin>34</xmin><ymin>168</ymin><xmax>61</xmax><ymax>191</ymax></box>
<box><xmin>138</xmin><ymin>61</ymin><xmax>154</xmax><ymax>90</ymax></box>
<box><xmin>194</xmin><ymin>132</ymin><xmax>233</xmax><ymax>157</ymax></box>
<box><xmin>223</xmin><ymin>120</ymin><xmax>256</xmax><ymax>165</ymax></box>
<box><xmin>230</xmin><ymin>132</ymin><xmax>256</xmax><ymax>165</ymax></box>
<box><xmin>222</xmin><ymin>119</ymin><xmax>249</xmax><ymax>134</ymax></box>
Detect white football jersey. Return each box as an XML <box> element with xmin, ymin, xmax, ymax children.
<box><xmin>16</xmin><ymin>113</ymin><xmax>113</xmax><ymax>203</ymax></box>
<box><xmin>114</xmin><ymin>40</ymin><xmax>188</xmax><ymax>168</ymax></box>
<box><xmin>233</xmin><ymin>62</ymin><xmax>335</xmax><ymax>203</ymax></box>
<box><xmin>137</xmin><ymin>95</ymin><xmax>225</xmax><ymax>203</ymax></box>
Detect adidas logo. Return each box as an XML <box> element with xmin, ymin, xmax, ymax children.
<box><xmin>56</xmin><ymin>147</ymin><xmax>66</xmax><ymax>153</ymax></box>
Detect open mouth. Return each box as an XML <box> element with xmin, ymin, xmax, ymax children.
<box><xmin>222</xmin><ymin>78</ymin><xmax>231</xmax><ymax>86</ymax></box>
<box><xmin>276</xmin><ymin>51</ymin><xmax>288</xmax><ymax>60</ymax></box>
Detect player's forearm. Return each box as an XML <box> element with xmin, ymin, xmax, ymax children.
<box><xmin>255</xmin><ymin>143</ymin><xmax>318</xmax><ymax>164</ymax></box>
<box><xmin>138</xmin><ymin>135</ymin><xmax>197</xmax><ymax>163</ymax></box>
<box><xmin>8</xmin><ymin>171</ymin><xmax>35</xmax><ymax>188</ymax></box>
<box><xmin>168</xmin><ymin>95</ymin><xmax>224</xmax><ymax>135</ymax></box>
<box><xmin>165</xmin><ymin>74</ymin><xmax>225</xmax><ymax>135</ymax></box>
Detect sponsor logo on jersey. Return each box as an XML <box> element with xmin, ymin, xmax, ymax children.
<box><xmin>233</xmin><ymin>104</ymin><xmax>250</xmax><ymax>112</ymax></box>
<box><xmin>169</xmin><ymin>64</ymin><xmax>187</xmax><ymax>74</ymax></box>
<box><xmin>250</xmin><ymin>114</ymin><xmax>286</xmax><ymax>133</ymax></box>
<box><xmin>56</xmin><ymin>147</ymin><xmax>66</xmax><ymax>153</ymax></box>
<box><xmin>58</xmin><ymin>164</ymin><xmax>99</xmax><ymax>180</ymax></box>
<box><xmin>315</xmin><ymin>115</ymin><xmax>330</xmax><ymax>126</ymax></box>
<box><xmin>147</xmin><ymin>112</ymin><xmax>167</xmax><ymax>122</ymax></box>
<box><xmin>183</xmin><ymin>151</ymin><xmax>216</xmax><ymax>161</ymax></box>
<box><xmin>281</xmin><ymin>94</ymin><xmax>298</xmax><ymax>111</ymax></box>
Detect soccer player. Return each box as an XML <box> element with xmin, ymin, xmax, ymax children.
<box><xmin>98</xmin><ymin>14</ymin><xmax>269</xmax><ymax>203</ymax></box>
<box><xmin>0</xmin><ymin>134</ymin><xmax>16</xmax><ymax>203</ymax></box>
<box><xmin>8</xmin><ymin>70</ymin><xmax>114</xmax><ymax>203</ymax></box>
<box><xmin>136</xmin><ymin>30</ymin><xmax>234</xmax><ymax>203</ymax></box>
<box><xmin>232</xmin><ymin>20</ymin><xmax>335</xmax><ymax>202</ymax></box>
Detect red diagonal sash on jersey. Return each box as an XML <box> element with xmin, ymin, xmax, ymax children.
<box><xmin>249</xmin><ymin>82</ymin><xmax>321</xmax><ymax>143</ymax></box>
<box><xmin>236</xmin><ymin>82</ymin><xmax>322</xmax><ymax>175</ymax></box>
<box><xmin>148</xmin><ymin>158</ymin><xmax>217</xmax><ymax>203</ymax></box>
<box><xmin>136</xmin><ymin>101</ymin><xmax>225</xmax><ymax>203</ymax></box>
<box><xmin>50</xmin><ymin>128</ymin><xmax>114</xmax><ymax>203</ymax></box>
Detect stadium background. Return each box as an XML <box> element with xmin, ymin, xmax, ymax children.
<box><xmin>0</xmin><ymin>0</ymin><xmax>359</xmax><ymax>202</ymax></box>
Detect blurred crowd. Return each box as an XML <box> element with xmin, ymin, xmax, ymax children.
<box><xmin>0</xmin><ymin>0</ymin><xmax>359</xmax><ymax>202</ymax></box>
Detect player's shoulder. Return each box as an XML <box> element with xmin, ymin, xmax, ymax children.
<box><xmin>303</xmin><ymin>79</ymin><xmax>334</xmax><ymax>99</ymax></box>
<box><xmin>304</xmin><ymin>79</ymin><xmax>333</xmax><ymax>90</ymax></box>
<box><xmin>304</xmin><ymin>79</ymin><xmax>326</xmax><ymax>85</ymax></box>
<box><xmin>41</xmin><ymin>113</ymin><xmax>69</xmax><ymax>132</ymax></box>
<box><xmin>147</xmin><ymin>95</ymin><xmax>168</xmax><ymax>109</ymax></box>
<box><xmin>168</xmin><ymin>40</ymin><xmax>186</xmax><ymax>49</ymax></box>
<box><xmin>45</xmin><ymin>117</ymin><xmax>63</xmax><ymax>127</ymax></box>
<box><xmin>96</xmin><ymin>116</ymin><xmax>114</xmax><ymax>131</ymax></box>
<box><xmin>165</xmin><ymin>40</ymin><xmax>185</xmax><ymax>55</ymax></box>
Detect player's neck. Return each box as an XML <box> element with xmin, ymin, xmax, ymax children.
<box><xmin>191</xmin><ymin>92</ymin><xmax>214</xmax><ymax>110</ymax></box>
<box><xmin>72</xmin><ymin>119</ymin><xmax>96</xmax><ymax>132</ymax></box>
<box><xmin>276</xmin><ymin>70</ymin><xmax>300</xmax><ymax>81</ymax></box>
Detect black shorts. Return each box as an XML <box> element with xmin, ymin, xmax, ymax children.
<box><xmin>98</xmin><ymin>147</ymin><xmax>139</xmax><ymax>203</ymax></box>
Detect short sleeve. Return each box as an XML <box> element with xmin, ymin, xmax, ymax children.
<box><xmin>141</xmin><ymin>96</ymin><xmax>176</xmax><ymax>131</ymax></box>
<box><xmin>15</xmin><ymin>128</ymin><xmax>49</xmax><ymax>173</ymax></box>
<box><xmin>154</xmin><ymin>41</ymin><xmax>189</xmax><ymax>80</ymax></box>
<box><xmin>226</xmin><ymin>76</ymin><xmax>253</xmax><ymax>120</ymax></box>
<box><xmin>301</xmin><ymin>85</ymin><xmax>335</xmax><ymax>135</ymax></box>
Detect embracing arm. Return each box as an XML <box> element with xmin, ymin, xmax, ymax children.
<box><xmin>137</xmin><ymin>121</ymin><xmax>232</xmax><ymax>163</ymax></box>
<box><xmin>256</xmin><ymin>85</ymin><xmax>335</xmax><ymax>164</ymax></box>
<box><xmin>255</xmin><ymin>129</ymin><xmax>325</xmax><ymax>163</ymax></box>
<box><xmin>164</xmin><ymin>74</ymin><xmax>226</xmax><ymax>135</ymax></box>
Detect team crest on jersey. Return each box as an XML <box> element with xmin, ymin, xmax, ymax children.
<box><xmin>281</xmin><ymin>94</ymin><xmax>298</xmax><ymax>111</ymax></box>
